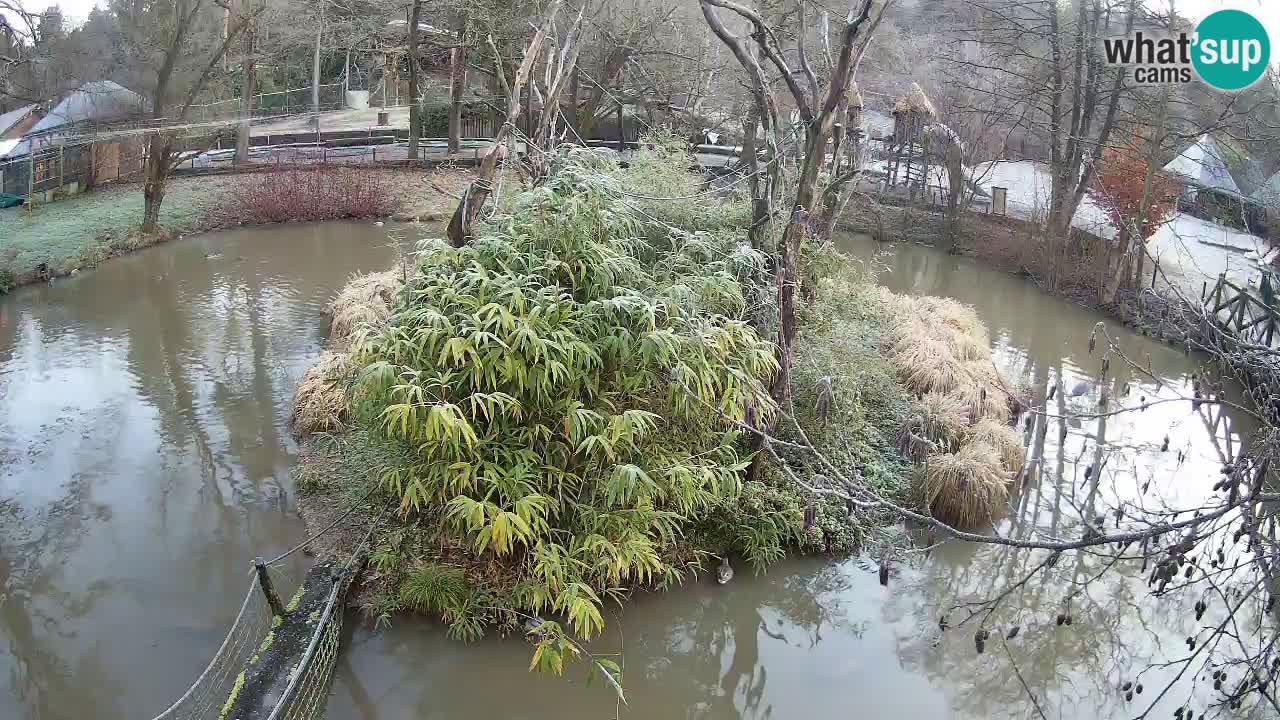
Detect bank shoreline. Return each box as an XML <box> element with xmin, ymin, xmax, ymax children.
<box><xmin>0</xmin><ymin>166</ymin><xmax>470</xmax><ymax>295</ymax></box>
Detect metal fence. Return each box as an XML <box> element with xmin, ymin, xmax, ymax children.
<box><xmin>149</xmin><ymin>569</ymin><xmax>285</xmax><ymax>720</ymax></box>
<box><xmin>1</xmin><ymin>136</ymin><xmax>146</xmax><ymax>202</ymax></box>
<box><xmin>189</xmin><ymin>84</ymin><xmax>346</xmax><ymax>124</ymax></box>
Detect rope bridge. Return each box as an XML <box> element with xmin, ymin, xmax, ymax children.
<box><xmin>148</xmin><ymin>517</ymin><xmax>373</xmax><ymax>720</ymax></box>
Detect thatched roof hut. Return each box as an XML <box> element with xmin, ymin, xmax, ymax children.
<box><xmin>893</xmin><ymin>82</ymin><xmax>936</xmax><ymax>118</ymax></box>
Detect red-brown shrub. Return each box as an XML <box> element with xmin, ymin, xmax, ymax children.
<box><xmin>229</xmin><ymin>166</ymin><xmax>404</xmax><ymax>224</ymax></box>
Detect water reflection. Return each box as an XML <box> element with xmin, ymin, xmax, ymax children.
<box><xmin>331</xmin><ymin>559</ymin><xmax>948</xmax><ymax>720</ymax></box>
<box><xmin>846</xmin><ymin>232</ymin><xmax>1261</xmax><ymax>719</ymax></box>
<box><xmin>330</xmin><ymin>232</ymin><xmax>1259</xmax><ymax>720</ymax></box>
<box><xmin>0</xmin><ymin>221</ymin><xmax>412</xmax><ymax>720</ymax></box>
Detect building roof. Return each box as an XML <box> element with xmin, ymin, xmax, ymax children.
<box><xmin>1251</xmin><ymin>167</ymin><xmax>1280</xmax><ymax>207</ymax></box>
<box><xmin>893</xmin><ymin>83</ymin><xmax>936</xmax><ymax>117</ymax></box>
<box><xmin>28</xmin><ymin>80</ymin><xmax>148</xmax><ymax>134</ymax></box>
<box><xmin>1162</xmin><ymin>134</ymin><xmax>1241</xmax><ymax>195</ymax></box>
<box><xmin>0</xmin><ymin>138</ymin><xmax>21</xmax><ymax>159</ymax></box>
<box><xmin>0</xmin><ymin>104</ymin><xmax>39</xmax><ymax>137</ymax></box>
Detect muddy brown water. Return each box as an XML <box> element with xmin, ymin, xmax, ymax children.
<box><xmin>0</xmin><ymin>221</ymin><xmax>416</xmax><ymax>720</ymax></box>
<box><xmin>0</xmin><ymin>225</ymin><xmax>1259</xmax><ymax>719</ymax></box>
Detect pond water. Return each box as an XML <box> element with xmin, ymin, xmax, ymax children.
<box><xmin>0</xmin><ymin>221</ymin><xmax>413</xmax><ymax>720</ymax></box>
<box><xmin>0</xmin><ymin>224</ymin><xmax>1258</xmax><ymax>720</ymax></box>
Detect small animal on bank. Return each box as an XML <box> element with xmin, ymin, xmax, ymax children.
<box><xmin>717</xmin><ymin>556</ymin><xmax>734</xmax><ymax>585</ymax></box>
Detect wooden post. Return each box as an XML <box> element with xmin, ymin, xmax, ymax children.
<box><xmin>1212</xmin><ymin>274</ymin><xmax>1225</xmax><ymax>317</ymax></box>
<box><xmin>1151</xmin><ymin>259</ymin><xmax>1158</xmax><ymax>289</ymax></box>
<box><xmin>616</xmin><ymin>102</ymin><xmax>624</xmax><ymax>153</ymax></box>
<box><xmin>254</xmin><ymin>557</ymin><xmax>285</xmax><ymax>616</ymax></box>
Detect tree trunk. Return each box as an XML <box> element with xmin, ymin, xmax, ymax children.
<box><xmin>569</xmin><ymin>62</ymin><xmax>580</xmax><ymax>119</ymax></box>
<box><xmin>530</xmin><ymin>6</ymin><xmax>586</xmax><ymax>179</ymax></box>
<box><xmin>741</xmin><ymin>106</ymin><xmax>768</xmax><ymax>251</ymax></box>
<box><xmin>407</xmin><ymin>0</ymin><xmax>422</xmax><ymax>159</ymax></box>
<box><xmin>1104</xmin><ymin>86</ymin><xmax>1169</xmax><ymax>305</ymax></box>
<box><xmin>578</xmin><ymin>48</ymin><xmax>627</xmax><ymax>139</ymax></box>
<box><xmin>235</xmin><ymin>11</ymin><xmax>256</xmax><ymax>164</ymax></box>
<box><xmin>818</xmin><ymin>96</ymin><xmax>864</xmax><ymax>241</ymax></box>
<box><xmin>447</xmin><ymin>7</ymin><xmax>561</xmax><ymax>246</ymax></box>
<box><xmin>142</xmin><ymin>134</ymin><xmax>172</xmax><ymax>234</ymax></box>
<box><xmin>770</xmin><ymin>128</ymin><xmax>829</xmax><ymax>402</ymax></box>
<box><xmin>448</xmin><ymin>26</ymin><xmax>467</xmax><ymax>155</ymax></box>
<box><xmin>941</xmin><ymin>140</ymin><xmax>964</xmax><ymax>253</ymax></box>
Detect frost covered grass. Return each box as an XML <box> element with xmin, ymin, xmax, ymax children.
<box><xmin>0</xmin><ymin>167</ymin><xmax>467</xmax><ymax>294</ymax></box>
<box><xmin>0</xmin><ymin>176</ymin><xmax>233</xmax><ymax>284</ymax></box>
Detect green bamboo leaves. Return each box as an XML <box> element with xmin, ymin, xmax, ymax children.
<box><xmin>354</xmin><ymin>148</ymin><xmax>778</xmax><ymax>642</ymax></box>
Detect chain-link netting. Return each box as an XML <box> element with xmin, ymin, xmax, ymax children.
<box><xmin>269</xmin><ymin>573</ymin><xmax>350</xmax><ymax>720</ymax></box>
<box><xmin>149</xmin><ymin>506</ymin><xmax>370</xmax><ymax>720</ymax></box>
<box><xmin>150</xmin><ymin>568</ymin><xmax>282</xmax><ymax>720</ymax></box>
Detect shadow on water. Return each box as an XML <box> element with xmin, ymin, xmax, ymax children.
<box><xmin>0</xmin><ymin>221</ymin><xmax>417</xmax><ymax>720</ymax></box>
<box><xmin>329</xmin><ymin>232</ymin><xmax>1259</xmax><ymax>720</ymax></box>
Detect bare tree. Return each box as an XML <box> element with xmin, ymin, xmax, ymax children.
<box><xmin>235</xmin><ymin>0</ymin><xmax>258</xmax><ymax>163</ymax></box>
<box><xmin>406</xmin><ymin>0</ymin><xmax>423</xmax><ymax>159</ymax></box>
<box><xmin>0</xmin><ymin>1</ymin><xmax>40</xmax><ymax>107</ymax></box>
<box><xmin>110</xmin><ymin>0</ymin><xmax>258</xmax><ymax>232</ymax></box>
<box><xmin>445</xmin><ymin>0</ymin><xmax>563</xmax><ymax>247</ymax></box>
<box><xmin>700</xmin><ymin>0</ymin><xmax>875</xmax><ymax>404</ymax></box>
<box><xmin>446</xmin><ymin>12</ymin><xmax>467</xmax><ymax>154</ymax></box>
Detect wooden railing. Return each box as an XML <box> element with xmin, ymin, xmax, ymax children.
<box><xmin>1204</xmin><ymin>272</ymin><xmax>1280</xmax><ymax>348</ymax></box>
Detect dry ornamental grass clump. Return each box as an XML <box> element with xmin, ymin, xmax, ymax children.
<box><xmin>291</xmin><ymin>351</ymin><xmax>352</xmax><ymax>434</ymax></box>
<box><xmin>968</xmin><ymin>418</ymin><xmax>1026</xmax><ymax>472</ymax></box>
<box><xmin>328</xmin><ymin>270</ymin><xmax>404</xmax><ymax>347</ymax></box>
<box><xmin>922</xmin><ymin>441</ymin><xmax>1011</xmax><ymax>529</ymax></box>
<box><xmin>879</xmin><ymin>288</ymin><xmax>1024</xmax><ymax>527</ymax></box>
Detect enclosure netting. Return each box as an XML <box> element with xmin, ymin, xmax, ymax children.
<box><xmin>147</xmin><ymin>564</ymin><xmax>349</xmax><ymax>720</ymax></box>
<box><xmin>269</xmin><ymin>574</ymin><xmax>350</xmax><ymax>720</ymax></box>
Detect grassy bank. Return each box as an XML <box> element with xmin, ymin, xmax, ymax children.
<box><xmin>0</xmin><ymin>176</ymin><xmax>235</xmax><ymax>289</ymax></box>
<box><xmin>290</xmin><ymin>140</ymin><xmax>1025</xmax><ymax>675</ymax></box>
<box><xmin>0</xmin><ymin>167</ymin><xmax>471</xmax><ymax>294</ymax></box>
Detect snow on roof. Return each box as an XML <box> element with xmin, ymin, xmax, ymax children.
<box><xmin>973</xmin><ymin>159</ymin><xmax>1117</xmax><ymax>240</ymax></box>
<box><xmin>0</xmin><ymin>104</ymin><xmax>38</xmax><ymax>136</ymax></box>
<box><xmin>1162</xmin><ymin>134</ymin><xmax>1241</xmax><ymax>195</ymax></box>
<box><xmin>28</xmin><ymin>81</ymin><xmax>148</xmax><ymax>134</ymax></box>
<box><xmin>0</xmin><ymin>138</ymin><xmax>20</xmax><ymax>158</ymax></box>
<box><xmin>1145</xmin><ymin>212</ymin><xmax>1275</xmax><ymax>293</ymax></box>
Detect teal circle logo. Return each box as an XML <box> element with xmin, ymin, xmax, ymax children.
<box><xmin>1193</xmin><ymin>10</ymin><xmax>1270</xmax><ymax>91</ymax></box>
